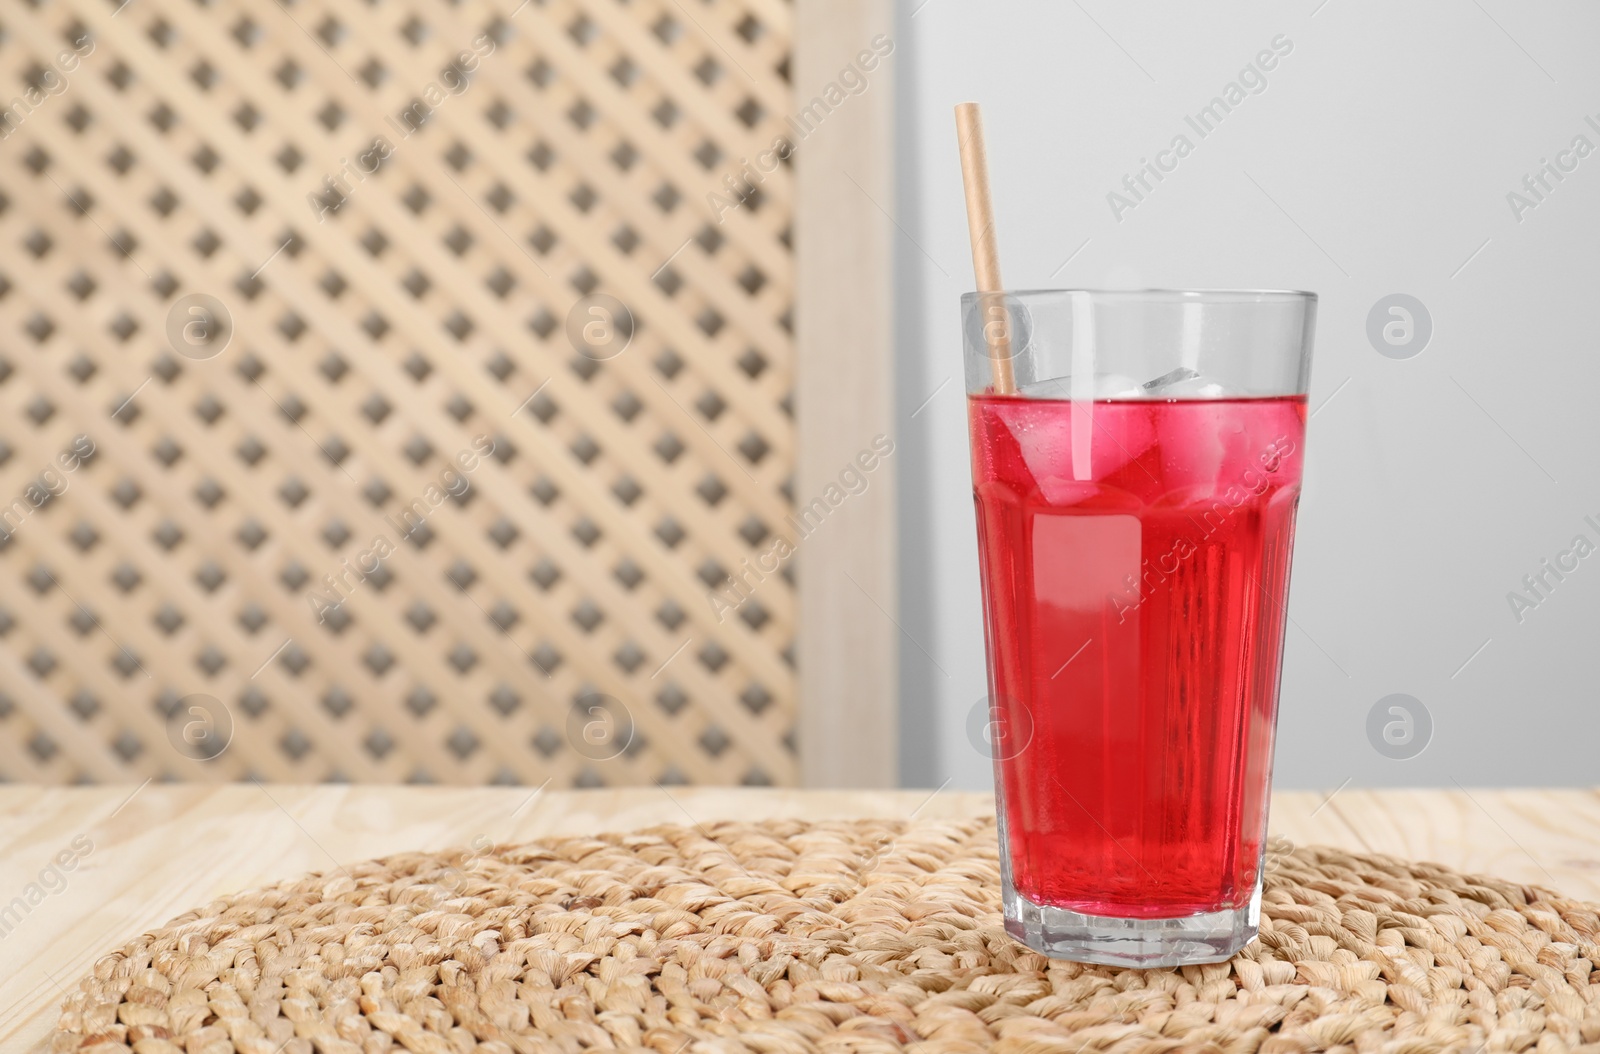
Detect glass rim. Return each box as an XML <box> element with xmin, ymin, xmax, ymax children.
<box><xmin>960</xmin><ymin>288</ymin><xmax>1318</xmax><ymax>304</ymax></box>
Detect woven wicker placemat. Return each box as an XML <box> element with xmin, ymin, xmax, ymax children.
<box><xmin>49</xmin><ymin>818</ymin><xmax>1600</xmax><ymax>1054</ymax></box>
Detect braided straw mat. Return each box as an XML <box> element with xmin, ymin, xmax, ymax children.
<box><xmin>48</xmin><ymin>818</ymin><xmax>1600</xmax><ymax>1054</ymax></box>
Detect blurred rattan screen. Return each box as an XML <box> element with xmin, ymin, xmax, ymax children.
<box><xmin>0</xmin><ymin>0</ymin><xmax>796</xmax><ymax>785</ymax></box>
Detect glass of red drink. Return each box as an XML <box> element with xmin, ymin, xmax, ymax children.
<box><xmin>963</xmin><ymin>288</ymin><xmax>1317</xmax><ymax>967</ymax></box>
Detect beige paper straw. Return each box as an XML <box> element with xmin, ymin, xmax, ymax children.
<box><xmin>954</xmin><ymin>102</ymin><xmax>1016</xmax><ymax>394</ymax></box>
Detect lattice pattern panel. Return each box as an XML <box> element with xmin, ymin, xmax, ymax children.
<box><xmin>0</xmin><ymin>0</ymin><xmax>796</xmax><ymax>785</ymax></box>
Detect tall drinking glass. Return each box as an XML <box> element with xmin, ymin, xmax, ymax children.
<box><xmin>963</xmin><ymin>289</ymin><xmax>1317</xmax><ymax>967</ymax></box>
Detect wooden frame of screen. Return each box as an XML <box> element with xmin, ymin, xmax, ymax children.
<box><xmin>793</xmin><ymin>0</ymin><xmax>899</xmax><ymax>788</ymax></box>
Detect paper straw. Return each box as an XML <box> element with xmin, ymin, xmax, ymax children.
<box><xmin>954</xmin><ymin>103</ymin><xmax>1016</xmax><ymax>394</ymax></box>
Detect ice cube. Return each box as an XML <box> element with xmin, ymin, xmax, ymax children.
<box><xmin>991</xmin><ymin>393</ymin><xmax>1156</xmax><ymax>502</ymax></box>
<box><xmin>1020</xmin><ymin>373</ymin><xmax>1143</xmax><ymax>400</ymax></box>
<box><xmin>1150</xmin><ymin>399</ymin><xmax>1258</xmax><ymax>496</ymax></box>
<box><xmin>1141</xmin><ymin>366</ymin><xmax>1236</xmax><ymax>399</ymax></box>
<box><xmin>1142</xmin><ymin>366</ymin><xmax>1199</xmax><ymax>390</ymax></box>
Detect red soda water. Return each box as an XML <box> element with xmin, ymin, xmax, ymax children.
<box><xmin>969</xmin><ymin>394</ymin><xmax>1307</xmax><ymax>918</ymax></box>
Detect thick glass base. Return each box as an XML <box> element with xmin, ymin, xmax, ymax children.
<box><xmin>1003</xmin><ymin>882</ymin><xmax>1261</xmax><ymax>968</ymax></box>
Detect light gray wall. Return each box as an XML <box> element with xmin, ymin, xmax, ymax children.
<box><xmin>894</xmin><ymin>0</ymin><xmax>1600</xmax><ymax>791</ymax></box>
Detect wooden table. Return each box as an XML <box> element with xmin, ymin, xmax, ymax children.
<box><xmin>2</xmin><ymin>786</ymin><xmax>1598</xmax><ymax>1052</ymax></box>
